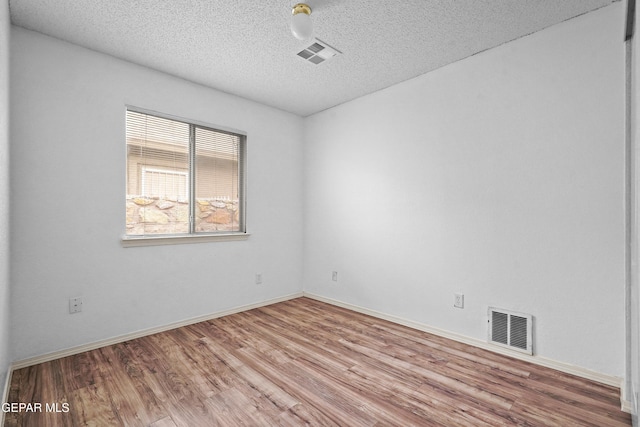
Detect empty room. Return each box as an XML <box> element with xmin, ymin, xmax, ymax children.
<box><xmin>1</xmin><ymin>0</ymin><xmax>639</xmax><ymax>425</ymax></box>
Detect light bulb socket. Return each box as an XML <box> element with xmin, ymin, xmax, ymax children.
<box><xmin>292</xmin><ymin>3</ymin><xmax>312</xmax><ymax>16</ymax></box>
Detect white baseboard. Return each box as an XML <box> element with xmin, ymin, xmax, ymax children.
<box><xmin>11</xmin><ymin>292</ymin><xmax>303</xmax><ymax>370</ymax></box>
<box><xmin>303</xmin><ymin>293</ymin><xmax>624</xmax><ymax>390</ymax></box>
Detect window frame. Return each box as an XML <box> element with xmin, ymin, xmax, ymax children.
<box><xmin>122</xmin><ymin>106</ymin><xmax>249</xmax><ymax>247</ymax></box>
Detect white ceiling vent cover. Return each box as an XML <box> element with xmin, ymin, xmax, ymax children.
<box><xmin>296</xmin><ymin>39</ymin><xmax>340</xmax><ymax>65</ymax></box>
<box><xmin>488</xmin><ymin>307</ymin><xmax>532</xmax><ymax>355</ymax></box>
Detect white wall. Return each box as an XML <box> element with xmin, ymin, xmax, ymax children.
<box><xmin>0</xmin><ymin>0</ymin><xmax>10</xmax><ymax>394</ymax></box>
<box><xmin>9</xmin><ymin>27</ymin><xmax>304</xmax><ymax>361</ymax></box>
<box><xmin>304</xmin><ymin>3</ymin><xmax>625</xmax><ymax>377</ymax></box>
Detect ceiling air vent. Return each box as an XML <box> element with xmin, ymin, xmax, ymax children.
<box><xmin>488</xmin><ymin>307</ymin><xmax>533</xmax><ymax>355</ymax></box>
<box><xmin>296</xmin><ymin>39</ymin><xmax>340</xmax><ymax>65</ymax></box>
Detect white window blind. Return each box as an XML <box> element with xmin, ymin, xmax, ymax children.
<box><xmin>125</xmin><ymin>109</ymin><xmax>245</xmax><ymax>237</ymax></box>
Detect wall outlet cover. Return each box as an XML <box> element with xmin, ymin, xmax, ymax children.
<box><xmin>69</xmin><ymin>297</ymin><xmax>83</xmax><ymax>314</ymax></box>
<box><xmin>454</xmin><ymin>293</ymin><xmax>464</xmax><ymax>309</ymax></box>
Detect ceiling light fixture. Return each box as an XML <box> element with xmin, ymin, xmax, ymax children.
<box><xmin>291</xmin><ymin>3</ymin><xmax>313</xmax><ymax>40</ymax></box>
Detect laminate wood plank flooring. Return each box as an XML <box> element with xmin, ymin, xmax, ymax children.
<box><xmin>4</xmin><ymin>297</ymin><xmax>631</xmax><ymax>426</ymax></box>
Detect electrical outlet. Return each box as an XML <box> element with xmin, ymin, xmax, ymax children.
<box><xmin>255</xmin><ymin>273</ymin><xmax>263</xmax><ymax>285</ymax></box>
<box><xmin>332</xmin><ymin>271</ymin><xmax>338</xmax><ymax>282</ymax></box>
<box><xmin>69</xmin><ymin>297</ymin><xmax>82</xmax><ymax>314</ymax></box>
<box><xmin>454</xmin><ymin>293</ymin><xmax>464</xmax><ymax>309</ymax></box>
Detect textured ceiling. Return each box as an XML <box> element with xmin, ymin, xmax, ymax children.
<box><xmin>9</xmin><ymin>0</ymin><xmax>619</xmax><ymax>116</ymax></box>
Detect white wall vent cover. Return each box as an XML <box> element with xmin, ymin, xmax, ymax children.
<box><xmin>296</xmin><ymin>39</ymin><xmax>341</xmax><ymax>65</ymax></box>
<box><xmin>488</xmin><ymin>307</ymin><xmax>533</xmax><ymax>355</ymax></box>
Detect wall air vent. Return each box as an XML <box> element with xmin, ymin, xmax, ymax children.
<box><xmin>488</xmin><ymin>307</ymin><xmax>533</xmax><ymax>355</ymax></box>
<box><xmin>296</xmin><ymin>39</ymin><xmax>340</xmax><ymax>65</ymax></box>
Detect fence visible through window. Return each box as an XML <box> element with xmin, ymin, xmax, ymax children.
<box><xmin>141</xmin><ymin>167</ymin><xmax>188</xmax><ymax>202</ymax></box>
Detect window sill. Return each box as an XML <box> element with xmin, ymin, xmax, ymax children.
<box><xmin>121</xmin><ymin>232</ymin><xmax>250</xmax><ymax>248</ymax></box>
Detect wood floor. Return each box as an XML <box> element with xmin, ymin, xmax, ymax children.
<box><xmin>5</xmin><ymin>297</ymin><xmax>631</xmax><ymax>426</ymax></box>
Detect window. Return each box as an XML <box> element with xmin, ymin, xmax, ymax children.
<box><xmin>125</xmin><ymin>109</ymin><xmax>246</xmax><ymax>243</ymax></box>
